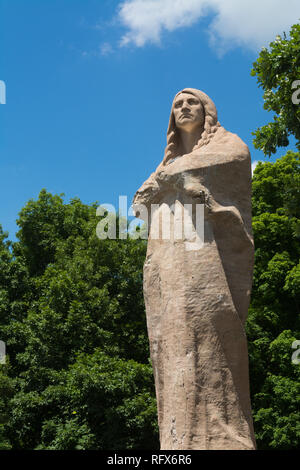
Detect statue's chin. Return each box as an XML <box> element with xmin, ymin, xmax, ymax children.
<box><xmin>176</xmin><ymin>120</ymin><xmax>204</xmax><ymax>133</ymax></box>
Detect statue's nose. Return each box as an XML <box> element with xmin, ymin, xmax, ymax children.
<box><xmin>181</xmin><ymin>104</ymin><xmax>190</xmax><ymax>112</ymax></box>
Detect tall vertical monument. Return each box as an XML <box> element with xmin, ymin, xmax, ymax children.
<box><xmin>133</xmin><ymin>89</ymin><xmax>256</xmax><ymax>450</ymax></box>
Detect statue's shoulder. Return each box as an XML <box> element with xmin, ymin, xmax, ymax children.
<box><xmin>210</xmin><ymin>127</ymin><xmax>250</xmax><ymax>161</ymax></box>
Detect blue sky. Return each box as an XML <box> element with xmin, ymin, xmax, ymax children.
<box><xmin>1</xmin><ymin>0</ymin><xmax>299</xmax><ymax>240</ymax></box>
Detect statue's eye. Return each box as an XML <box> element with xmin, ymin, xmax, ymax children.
<box><xmin>175</xmin><ymin>101</ymin><xmax>182</xmax><ymax>108</ymax></box>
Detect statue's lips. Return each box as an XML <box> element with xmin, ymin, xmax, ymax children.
<box><xmin>179</xmin><ymin>114</ymin><xmax>192</xmax><ymax>119</ymax></box>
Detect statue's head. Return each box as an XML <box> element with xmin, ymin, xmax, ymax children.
<box><xmin>173</xmin><ymin>91</ymin><xmax>205</xmax><ymax>134</ymax></box>
<box><xmin>164</xmin><ymin>88</ymin><xmax>220</xmax><ymax>164</ymax></box>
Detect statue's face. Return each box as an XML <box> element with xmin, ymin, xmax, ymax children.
<box><xmin>173</xmin><ymin>93</ymin><xmax>204</xmax><ymax>133</ymax></box>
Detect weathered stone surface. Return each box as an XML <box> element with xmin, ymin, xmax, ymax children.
<box><xmin>133</xmin><ymin>89</ymin><xmax>256</xmax><ymax>450</ymax></box>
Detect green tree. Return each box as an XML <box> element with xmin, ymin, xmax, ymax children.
<box><xmin>0</xmin><ymin>363</ymin><xmax>14</xmax><ymax>450</ymax></box>
<box><xmin>0</xmin><ymin>190</ymin><xmax>159</xmax><ymax>450</ymax></box>
<box><xmin>0</xmin><ymin>165</ymin><xmax>299</xmax><ymax>449</ymax></box>
<box><xmin>251</xmin><ymin>22</ymin><xmax>300</xmax><ymax>156</ymax></box>
<box><xmin>247</xmin><ymin>152</ymin><xmax>300</xmax><ymax>449</ymax></box>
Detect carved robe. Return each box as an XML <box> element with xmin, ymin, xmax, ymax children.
<box><xmin>133</xmin><ymin>124</ymin><xmax>256</xmax><ymax>450</ymax></box>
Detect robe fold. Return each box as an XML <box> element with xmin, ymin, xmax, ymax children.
<box><xmin>133</xmin><ymin>126</ymin><xmax>256</xmax><ymax>450</ymax></box>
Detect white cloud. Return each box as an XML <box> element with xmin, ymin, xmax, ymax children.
<box><xmin>118</xmin><ymin>0</ymin><xmax>210</xmax><ymax>47</ymax></box>
<box><xmin>117</xmin><ymin>0</ymin><xmax>300</xmax><ymax>53</ymax></box>
<box><xmin>251</xmin><ymin>160</ymin><xmax>260</xmax><ymax>175</ymax></box>
<box><xmin>208</xmin><ymin>0</ymin><xmax>300</xmax><ymax>53</ymax></box>
<box><xmin>100</xmin><ymin>42</ymin><xmax>114</xmax><ymax>56</ymax></box>
<box><xmin>81</xmin><ymin>43</ymin><xmax>114</xmax><ymax>58</ymax></box>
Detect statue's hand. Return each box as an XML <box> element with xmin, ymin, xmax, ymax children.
<box><xmin>184</xmin><ymin>186</ymin><xmax>206</xmax><ymax>203</ymax></box>
<box><xmin>180</xmin><ymin>173</ymin><xmax>207</xmax><ymax>200</ymax></box>
<box><xmin>133</xmin><ymin>172</ymin><xmax>161</xmax><ymax>207</ymax></box>
<box><xmin>155</xmin><ymin>169</ymin><xmax>210</xmax><ymax>207</ymax></box>
<box><xmin>155</xmin><ymin>168</ymin><xmax>179</xmax><ymax>187</ymax></box>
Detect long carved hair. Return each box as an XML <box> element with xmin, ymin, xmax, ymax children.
<box><xmin>162</xmin><ymin>88</ymin><xmax>221</xmax><ymax>166</ymax></box>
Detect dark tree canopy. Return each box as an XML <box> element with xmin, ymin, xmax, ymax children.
<box><xmin>251</xmin><ymin>22</ymin><xmax>300</xmax><ymax>156</ymax></box>
<box><xmin>0</xmin><ymin>191</ymin><xmax>158</xmax><ymax>450</ymax></box>
<box><xmin>247</xmin><ymin>152</ymin><xmax>300</xmax><ymax>449</ymax></box>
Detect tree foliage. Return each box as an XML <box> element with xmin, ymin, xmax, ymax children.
<box><xmin>0</xmin><ymin>158</ymin><xmax>299</xmax><ymax>449</ymax></box>
<box><xmin>247</xmin><ymin>152</ymin><xmax>300</xmax><ymax>449</ymax></box>
<box><xmin>251</xmin><ymin>22</ymin><xmax>300</xmax><ymax>156</ymax></box>
<box><xmin>0</xmin><ymin>190</ymin><xmax>158</xmax><ymax>450</ymax></box>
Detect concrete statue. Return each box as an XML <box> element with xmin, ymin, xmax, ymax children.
<box><xmin>133</xmin><ymin>88</ymin><xmax>256</xmax><ymax>450</ymax></box>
